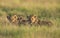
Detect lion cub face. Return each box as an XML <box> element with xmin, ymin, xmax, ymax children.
<box><xmin>11</xmin><ymin>15</ymin><xmax>18</xmax><ymax>23</ymax></box>
<box><xmin>28</xmin><ymin>15</ymin><xmax>38</xmax><ymax>24</ymax></box>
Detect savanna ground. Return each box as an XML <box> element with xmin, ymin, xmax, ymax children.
<box><xmin>0</xmin><ymin>0</ymin><xmax>60</xmax><ymax>38</ymax></box>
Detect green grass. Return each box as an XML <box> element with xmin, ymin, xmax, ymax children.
<box><xmin>0</xmin><ymin>0</ymin><xmax>60</xmax><ymax>38</ymax></box>
<box><xmin>0</xmin><ymin>25</ymin><xmax>60</xmax><ymax>38</ymax></box>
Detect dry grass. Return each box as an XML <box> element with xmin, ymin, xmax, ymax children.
<box><xmin>0</xmin><ymin>0</ymin><xmax>60</xmax><ymax>38</ymax></box>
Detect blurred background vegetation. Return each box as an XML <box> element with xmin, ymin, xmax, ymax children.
<box><xmin>0</xmin><ymin>0</ymin><xmax>60</xmax><ymax>38</ymax></box>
